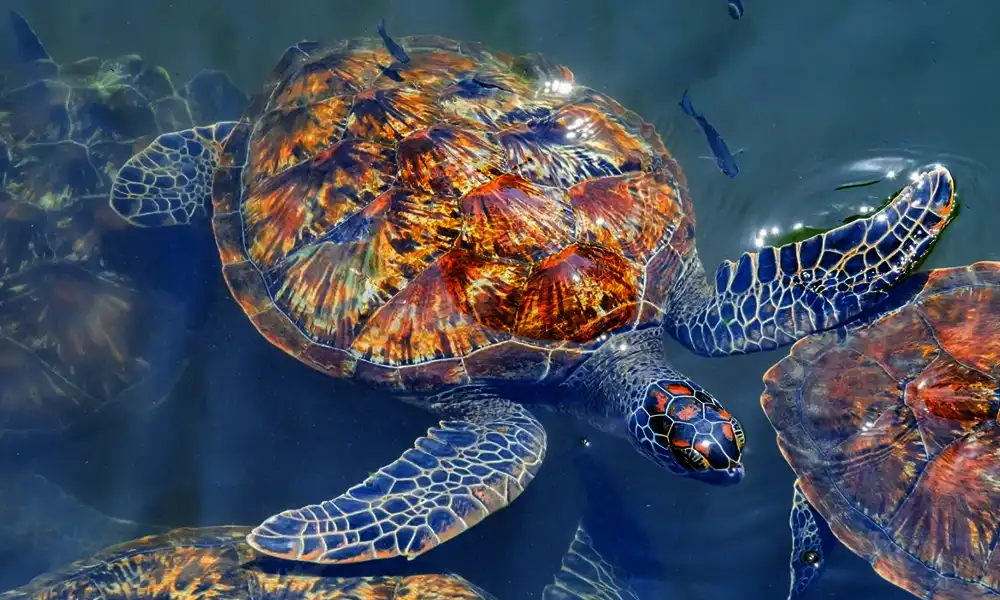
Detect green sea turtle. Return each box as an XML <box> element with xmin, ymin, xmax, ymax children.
<box><xmin>108</xmin><ymin>21</ymin><xmax>958</xmax><ymax>564</ymax></box>
<box><xmin>0</xmin><ymin>12</ymin><xmax>247</xmax><ymax>439</ymax></box>
<box><xmin>0</xmin><ymin>470</ymin><xmax>156</xmax><ymax>581</ymax></box>
<box><xmin>763</xmin><ymin>261</ymin><xmax>1000</xmax><ymax>599</ymax></box>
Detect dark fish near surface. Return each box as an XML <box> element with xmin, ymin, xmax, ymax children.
<box><xmin>376</xmin><ymin>18</ymin><xmax>411</xmax><ymax>64</ymax></box>
<box><xmin>679</xmin><ymin>90</ymin><xmax>739</xmax><ymax>178</ymax></box>
<box><xmin>834</xmin><ymin>177</ymin><xmax>884</xmax><ymax>191</ymax></box>
<box><xmin>728</xmin><ymin>0</ymin><xmax>745</xmax><ymax>19</ymax></box>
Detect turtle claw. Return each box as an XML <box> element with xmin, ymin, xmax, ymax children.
<box><xmin>247</xmin><ymin>391</ymin><xmax>546</xmax><ymax>564</ymax></box>
<box><xmin>110</xmin><ymin>122</ymin><xmax>238</xmax><ymax>227</ymax></box>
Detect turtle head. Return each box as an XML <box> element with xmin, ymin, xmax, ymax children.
<box><xmin>626</xmin><ymin>380</ymin><xmax>745</xmax><ymax>485</ymax></box>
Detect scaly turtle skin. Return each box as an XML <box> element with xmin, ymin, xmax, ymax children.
<box><xmin>763</xmin><ymin>262</ymin><xmax>1000</xmax><ymax>599</ymax></box>
<box><xmin>110</xmin><ymin>22</ymin><xmax>958</xmax><ymax>565</ymax></box>
<box><xmin>0</xmin><ymin>12</ymin><xmax>246</xmax><ymax>438</ymax></box>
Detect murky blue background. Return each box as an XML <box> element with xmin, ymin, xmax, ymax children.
<box><xmin>2</xmin><ymin>0</ymin><xmax>999</xmax><ymax>598</ymax></box>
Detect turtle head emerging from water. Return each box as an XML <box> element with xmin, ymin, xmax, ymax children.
<box><xmin>628</xmin><ymin>380</ymin><xmax>745</xmax><ymax>485</ymax></box>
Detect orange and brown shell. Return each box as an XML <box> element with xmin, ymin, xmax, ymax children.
<box><xmin>761</xmin><ymin>262</ymin><xmax>1000</xmax><ymax>599</ymax></box>
<box><xmin>0</xmin><ymin>526</ymin><xmax>495</xmax><ymax>600</ymax></box>
<box><xmin>210</xmin><ymin>36</ymin><xmax>696</xmax><ymax>392</ymax></box>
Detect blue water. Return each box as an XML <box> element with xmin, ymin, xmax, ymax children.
<box><xmin>1</xmin><ymin>1</ymin><xmax>998</xmax><ymax>598</ymax></box>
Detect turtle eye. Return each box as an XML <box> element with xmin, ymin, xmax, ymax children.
<box><xmin>801</xmin><ymin>550</ymin><xmax>822</xmax><ymax>566</ymax></box>
<box><xmin>731</xmin><ymin>420</ymin><xmax>746</xmax><ymax>449</ymax></box>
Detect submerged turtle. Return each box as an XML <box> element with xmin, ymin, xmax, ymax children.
<box><xmin>0</xmin><ymin>10</ymin><xmax>246</xmax><ymax>276</ymax></box>
<box><xmin>763</xmin><ymin>261</ymin><xmax>1000</xmax><ymax>599</ymax></box>
<box><xmin>109</xmin><ymin>21</ymin><xmax>957</xmax><ymax>564</ymax></box>
<box><xmin>0</xmin><ymin>470</ymin><xmax>155</xmax><ymax>582</ymax></box>
<box><xmin>0</xmin><ymin>12</ymin><xmax>247</xmax><ymax>439</ymax></box>
<box><xmin>2</xmin><ymin>456</ymin><xmax>653</xmax><ymax>599</ymax></box>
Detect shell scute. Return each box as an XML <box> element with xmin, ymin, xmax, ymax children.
<box><xmin>569</xmin><ymin>170</ymin><xmax>683</xmax><ymax>263</ymax></box>
<box><xmin>242</xmin><ymin>139</ymin><xmax>396</xmax><ymax>270</ymax></box>
<box><xmin>463</xmin><ymin>341</ymin><xmax>551</xmax><ymax>381</ymax></box>
<box><xmin>498</xmin><ymin>93</ymin><xmax>655</xmax><ymax>189</ymax></box>
<box><xmin>918</xmin><ymin>286</ymin><xmax>1000</xmax><ymax>378</ymax></box>
<box><xmin>249</xmin><ymin>96</ymin><xmax>352</xmax><ymax>181</ymax></box>
<box><xmin>514</xmin><ymin>244</ymin><xmax>640</xmax><ymax>342</ymax></box>
<box><xmin>267</xmin><ymin>42</ymin><xmax>389</xmax><ymax>111</ymax></box>
<box><xmin>349</xmin><ymin>256</ymin><xmax>510</xmax><ymax>365</ymax></box>
<box><xmin>397</xmin><ymin>125</ymin><xmax>506</xmax><ymax>198</ymax></box>
<box><xmin>344</xmin><ymin>86</ymin><xmax>441</xmax><ymax>146</ymax></box>
<box><xmin>458</xmin><ymin>173</ymin><xmax>575</xmax><ymax>263</ymax></box>
<box><xmin>885</xmin><ymin>427</ymin><xmax>1000</xmax><ymax>582</ymax></box>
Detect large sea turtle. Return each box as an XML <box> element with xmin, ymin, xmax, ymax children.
<box><xmin>763</xmin><ymin>261</ymin><xmax>1000</xmax><ymax>599</ymax></box>
<box><xmin>0</xmin><ymin>12</ymin><xmax>246</xmax><ymax>439</ymax></box>
<box><xmin>108</xmin><ymin>21</ymin><xmax>958</xmax><ymax>564</ymax></box>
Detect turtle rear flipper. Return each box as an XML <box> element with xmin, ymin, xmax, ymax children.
<box><xmin>668</xmin><ymin>166</ymin><xmax>956</xmax><ymax>356</ymax></box>
<box><xmin>109</xmin><ymin>121</ymin><xmax>238</xmax><ymax>227</ymax></box>
<box><xmin>247</xmin><ymin>386</ymin><xmax>546</xmax><ymax>564</ymax></box>
<box><xmin>543</xmin><ymin>453</ymin><xmax>660</xmax><ymax>600</ymax></box>
<box><xmin>787</xmin><ymin>479</ymin><xmax>836</xmax><ymax>600</ymax></box>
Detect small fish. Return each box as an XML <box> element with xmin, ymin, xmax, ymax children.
<box><xmin>679</xmin><ymin>90</ymin><xmax>739</xmax><ymax>178</ymax></box>
<box><xmin>834</xmin><ymin>177</ymin><xmax>884</xmax><ymax>191</ymax></box>
<box><xmin>728</xmin><ymin>0</ymin><xmax>745</xmax><ymax>19</ymax></box>
<box><xmin>376</xmin><ymin>18</ymin><xmax>410</xmax><ymax>64</ymax></box>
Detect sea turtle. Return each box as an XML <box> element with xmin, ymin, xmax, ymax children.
<box><xmin>763</xmin><ymin>261</ymin><xmax>1000</xmax><ymax>599</ymax></box>
<box><xmin>0</xmin><ymin>12</ymin><xmax>247</xmax><ymax>440</ymax></box>
<box><xmin>108</xmin><ymin>21</ymin><xmax>958</xmax><ymax>564</ymax></box>
<box><xmin>0</xmin><ymin>10</ymin><xmax>246</xmax><ymax>276</ymax></box>
<box><xmin>0</xmin><ymin>470</ymin><xmax>156</xmax><ymax>584</ymax></box>
<box><xmin>1</xmin><ymin>456</ymin><xmax>654</xmax><ymax>599</ymax></box>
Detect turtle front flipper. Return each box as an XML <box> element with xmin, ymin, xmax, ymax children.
<box><xmin>667</xmin><ymin>166</ymin><xmax>956</xmax><ymax>356</ymax></box>
<box><xmin>787</xmin><ymin>479</ymin><xmax>834</xmax><ymax>600</ymax></box>
<box><xmin>247</xmin><ymin>385</ymin><xmax>546</xmax><ymax>564</ymax></box>
<box><xmin>109</xmin><ymin>122</ymin><xmax>238</xmax><ymax>227</ymax></box>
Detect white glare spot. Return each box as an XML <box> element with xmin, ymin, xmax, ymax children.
<box><xmin>595</xmin><ymin>217</ymin><xmax>606</xmax><ymax>226</ymax></box>
<box><xmin>618</xmin><ymin>343</ymin><xmax>628</xmax><ymax>351</ymax></box>
<box><xmin>876</xmin><ymin>213</ymin><xmax>888</xmax><ymax>223</ymax></box>
<box><xmin>566</xmin><ymin>131</ymin><xmax>577</xmax><ymax>140</ymax></box>
<box><xmin>753</xmin><ymin>237</ymin><xmax>764</xmax><ymax>248</ymax></box>
<box><xmin>572</xmin><ymin>273</ymin><xmax>581</xmax><ymax>283</ymax></box>
<box><xmin>545</xmin><ymin>79</ymin><xmax>574</xmax><ymax>95</ymax></box>
<box><xmin>909</xmin><ymin>171</ymin><xmax>921</xmax><ymax>183</ymax></box>
<box><xmin>859</xmin><ymin>205</ymin><xmax>872</xmax><ymax>214</ymax></box>
<box><xmin>886</xmin><ymin>169</ymin><xmax>897</xmax><ymax>180</ymax></box>
<box><xmin>758</xmin><ymin>228</ymin><xmax>768</xmax><ymax>238</ymax></box>
<box><xmin>769</xmin><ymin>226</ymin><xmax>780</xmax><ymax>235</ymax></box>
<box><xmin>792</xmin><ymin>222</ymin><xmax>804</xmax><ymax>231</ymax></box>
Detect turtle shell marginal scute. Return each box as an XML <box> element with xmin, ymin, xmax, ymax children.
<box><xmin>0</xmin><ymin>526</ymin><xmax>494</xmax><ymax>600</ymax></box>
<box><xmin>212</xmin><ymin>35</ymin><xmax>697</xmax><ymax>390</ymax></box>
<box><xmin>761</xmin><ymin>261</ymin><xmax>1000</xmax><ymax>599</ymax></box>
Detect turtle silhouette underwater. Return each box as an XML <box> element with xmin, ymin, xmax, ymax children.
<box><xmin>763</xmin><ymin>261</ymin><xmax>1000</xmax><ymax>599</ymax></box>
<box><xmin>0</xmin><ymin>10</ymin><xmax>246</xmax><ymax>276</ymax></box>
<box><xmin>109</xmin><ymin>20</ymin><xmax>958</xmax><ymax>564</ymax></box>
<box><xmin>0</xmin><ymin>471</ymin><xmax>156</xmax><ymax>584</ymax></box>
<box><xmin>0</xmin><ymin>11</ymin><xmax>247</xmax><ymax>440</ymax></box>
<box><xmin>1</xmin><ymin>455</ymin><xmax>655</xmax><ymax>600</ymax></box>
